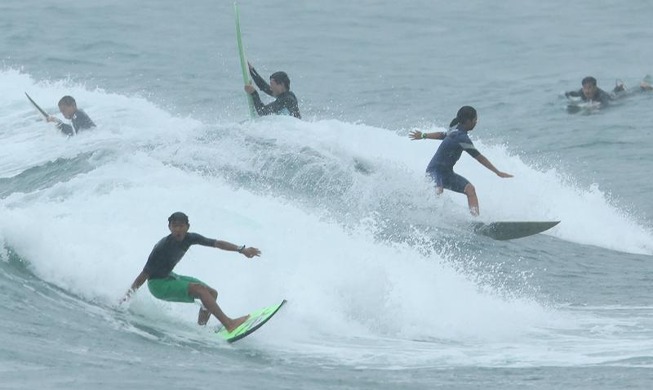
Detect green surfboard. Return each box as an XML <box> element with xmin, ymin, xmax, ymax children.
<box><xmin>234</xmin><ymin>2</ymin><xmax>256</xmax><ymax>118</ymax></box>
<box><xmin>216</xmin><ymin>300</ymin><xmax>286</xmax><ymax>343</ymax></box>
<box><xmin>473</xmin><ymin>221</ymin><xmax>560</xmax><ymax>241</ymax></box>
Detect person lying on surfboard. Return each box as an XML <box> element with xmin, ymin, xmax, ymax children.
<box><xmin>46</xmin><ymin>95</ymin><xmax>95</xmax><ymax>136</ymax></box>
<box><xmin>121</xmin><ymin>212</ymin><xmax>261</xmax><ymax>332</ymax></box>
<box><xmin>244</xmin><ymin>62</ymin><xmax>301</xmax><ymax>119</ymax></box>
<box><xmin>409</xmin><ymin>106</ymin><xmax>513</xmax><ymax>217</ymax></box>
<box><xmin>564</xmin><ymin>76</ymin><xmax>652</xmax><ymax>108</ymax></box>
<box><xmin>564</xmin><ymin>76</ymin><xmax>620</xmax><ymax>106</ymax></box>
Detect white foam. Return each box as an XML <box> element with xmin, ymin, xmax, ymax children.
<box><xmin>2</xmin><ymin>69</ymin><xmax>652</xmax><ymax>366</ymax></box>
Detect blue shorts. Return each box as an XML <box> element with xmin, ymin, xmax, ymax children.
<box><xmin>427</xmin><ymin>169</ymin><xmax>470</xmax><ymax>194</ymax></box>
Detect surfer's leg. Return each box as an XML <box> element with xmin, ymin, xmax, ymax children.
<box><xmin>197</xmin><ymin>286</ymin><xmax>217</xmax><ymax>325</ymax></box>
<box><xmin>188</xmin><ymin>283</ymin><xmax>249</xmax><ymax>331</ymax></box>
<box><xmin>427</xmin><ymin>170</ymin><xmax>445</xmax><ymax>196</ymax></box>
<box><xmin>463</xmin><ymin>183</ymin><xmax>479</xmax><ymax>216</ymax></box>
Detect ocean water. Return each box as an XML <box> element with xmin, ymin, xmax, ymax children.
<box><xmin>2</xmin><ymin>0</ymin><xmax>653</xmax><ymax>389</ymax></box>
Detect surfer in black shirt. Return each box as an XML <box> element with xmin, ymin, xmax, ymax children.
<box><xmin>121</xmin><ymin>212</ymin><xmax>261</xmax><ymax>332</ymax></box>
<box><xmin>564</xmin><ymin>76</ymin><xmax>620</xmax><ymax>106</ymax></box>
<box><xmin>244</xmin><ymin>62</ymin><xmax>301</xmax><ymax>119</ymax></box>
<box><xmin>46</xmin><ymin>96</ymin><xmax>95</xmax><ymax>136</ymax></box>
<box><xmin>565</xmin><ymin>76</ymin><xmax>652</xmax><ymax>107</ymax></box>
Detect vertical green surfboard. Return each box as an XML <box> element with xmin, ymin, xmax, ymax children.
<box><xmin>234</xmin><ymin>2</ymin><xmax>256</xmax><ymax>118</ymax></box>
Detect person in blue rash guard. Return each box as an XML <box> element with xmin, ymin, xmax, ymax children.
<box><xmin>244</xmin><ymin>62</ymin><xmax>301</xmax><ymax>119</ymax></box>
<box><xmin>121</xmin><ymin>212</ymin><xmax>261</xmax><ymax>332</ymax></box>
<box><xmin>46</xmin><ymin>96</ymin><xmax>95</xmax><ymax>136</ymax></box>
<box><xmin>409</xmin><ymin>106</ymin><xmax>513</xmax><ymax>216</ymax></box>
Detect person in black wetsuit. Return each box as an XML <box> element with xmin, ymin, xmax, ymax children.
<box><xmin>244</xmin><ymin>62</ymin><xmax>301</xmax><ymax>119</ymax></box>
<box><xmin>565</xmin><ymin>76</ymin><xmax>646</xmax><ymax>106</ymax></box>
<box><xmin>121</xmin><ymin>212</ymin><xmax>261</xmax><ymax>332</ymax></box>
<box><xmin>409</xmin><ymin>106</ymin><xmax>513</xmax><ymax>216</ymax></box>
<box><xmin>565</xmin><ymin>76</ymin><xmax>653</xmax><ymax>113</ymax></box>
<box><xmin>46</xmin><ymin>96</ymin><xmax>95</xmax><ymax>136</ymax></box>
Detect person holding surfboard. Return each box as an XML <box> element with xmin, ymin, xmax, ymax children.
<box><xmin>46</xmin><ymin>96</ymin><xmax>95</xmax><ymax>136</ymax></box>
<box><xmin>121</xmin><ymin>212</ymin><xmax>261</xmax><ymax>332</ymax></box>
<box><xmin>244</xmin><ymin>62</ymin><xmax>301</xmax><ymax>119</ymax></box>
<box><xmin>409</xmin><ymin>106</ymin><xmax>513</xmax><ymax>216</ymax></box>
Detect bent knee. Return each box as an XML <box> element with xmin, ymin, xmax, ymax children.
<box><xmin>464</xmin><ymin>183</ymin><xmax>476</xmax><ymax>195</ymax></box>
<box><xmin>188</xmin><ymin>283</ymin><xmax>217</xmax><ymax>298</ymax></box>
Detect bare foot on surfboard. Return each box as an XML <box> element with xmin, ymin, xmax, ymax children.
<box><xmin>226</xmin><ymin>315</ymin><xmax>250</xmax><ymax>333</ymax></box>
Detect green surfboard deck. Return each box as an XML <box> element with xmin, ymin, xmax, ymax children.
<box><xmin>216</xmin><ymin>300</ymin><xmax>286</xmax><ymax>343</ymax></box>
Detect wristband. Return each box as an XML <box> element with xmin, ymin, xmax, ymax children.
<box><xmin>238</xmin><ymin>245</ymin><xmax>246</xmax><ymax>253</ymax></box>
<box><xmin>421</xmin><ymin>132</ymin><xmax>427</xmax><ymax>139</ymax></box>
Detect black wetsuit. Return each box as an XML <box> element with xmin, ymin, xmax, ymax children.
<box><xmin>249</xmin><ymin>67</ymin><xmax>301</xmax><ymax>119</ymax></box>
<box><xmin>565</xmin><ymin>88</ymin><xmax>615</xmax><ymax>105</ymax></box>
<box><xmin>143</xmin><ymin>233</ymin><xmax>216</xmax><ymax>279</ymax></box>
<box><xmin>57</xmin><ymin>109</ymin><xmax>96</xmax><ymax>136</ymax></box>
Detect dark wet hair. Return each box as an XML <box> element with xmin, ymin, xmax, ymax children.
<box><xmin>449</xmin><ymin>106</ymin><xmax>477</xmax><ymax>128</ymax></box>
<box><xmin>168</xmin><ymin>211</ymin><xmax>189</xmax><ymax>224</ymax></box>
<box><xmin>581</xmin><ymin>76</ymin><xmax>597</xmax><ymax>87</ymax></box>
<box><xmin>270</xmin><ymin>71</ymin><xmax>290</xmax><ymax>90</ymax></box>
<box><xmin>58</xmin><ymin>96</ymin><xmax>77</xmax><ymax>107</ymax></box>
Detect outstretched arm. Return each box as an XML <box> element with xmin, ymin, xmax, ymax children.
<box><xmin>214</xmin><ymin>240</ymin><xmax>261</xmax><ymax>258</ymax></box>
<box><xmin>565</xmin><ymin>89</ymin><xmax>582</xmax><ymax>98</ymax></box>
<box><xmin>120</xmin><ymin>270</ymin><xmax>149</xmax><ymax>304</ymax></box>
<box><xmin>474</xmin><ymin>154</ymin><xmax>513</xmax><ymax>178</ymax></box>
<box><xmin>408</xmin><ymin>130</ymin><xmax>446</xmax><ymax>140</ymax></box>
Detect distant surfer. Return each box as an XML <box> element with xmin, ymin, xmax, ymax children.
<box><xmin>244</xmin><ymin>62</ymin><xmax>301</xmax><ymax>119</ymax></box>
<box><xmin>46</xmin><ymin>96</ymin><xmax>95</xmax><ymax>136</ymax></box>
<box><xmin>565</xmin><ymin>76</ymin><xmax>652</xmax><ymax>108</ymax></box>
<box><xmin>121</xmin><ymin>212</ymin><xmax>261</xmax><ymax>332</ymax></box>
<box><xmin>409</xmin><ymin>106</ymin><xmax>513</xmax><ymax>216</ymax></box>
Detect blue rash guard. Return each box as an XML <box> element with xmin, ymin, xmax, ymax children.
<box><xmin>143</xmin><ymin>233</ymin><xmax>216</xmax><ymax>279</ymax></box>
<box><xmin>425</xmin><ymin>125</ymin><xmax>481</xmax><ymax>193</ymax></box>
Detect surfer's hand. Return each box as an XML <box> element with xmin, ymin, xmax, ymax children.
<box><xmin>497</xmin><ymin>172</ymin><xmax>513</xmax><ymax>178</ymax></box>
<box><xmin>408</xmin><ymin>130</ymin><xmax>423</xmax><ymax>140</ymax></box>
<box><xmin>119</xmin><ymin>289</ymin><xmax>134</xmax><ymax>305</ymax></box>
<box><xmin>244</xmin><ymin>85</ymin><xmax>256</xmax><ymax>94</ymax></box>
<box><xmin>46</xmin><ymin>115</ymin><xmax>59</xmax><ymax>123</ymax></box>
<box><xmin>241</xmin><ymin>247</ymin><xmax>261</xmax><ymax>258</ymax></box>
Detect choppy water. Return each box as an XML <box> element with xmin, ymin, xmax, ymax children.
<box><xmin>2</xmin><ymin>0</ymin><xmax>653</xmax><ymax>389</ymax></box>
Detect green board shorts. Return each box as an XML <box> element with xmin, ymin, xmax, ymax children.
<box><xmin>147</xmin><ymin>273</ymin><xmax>207</xmax><ymax>303</ymax></box>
